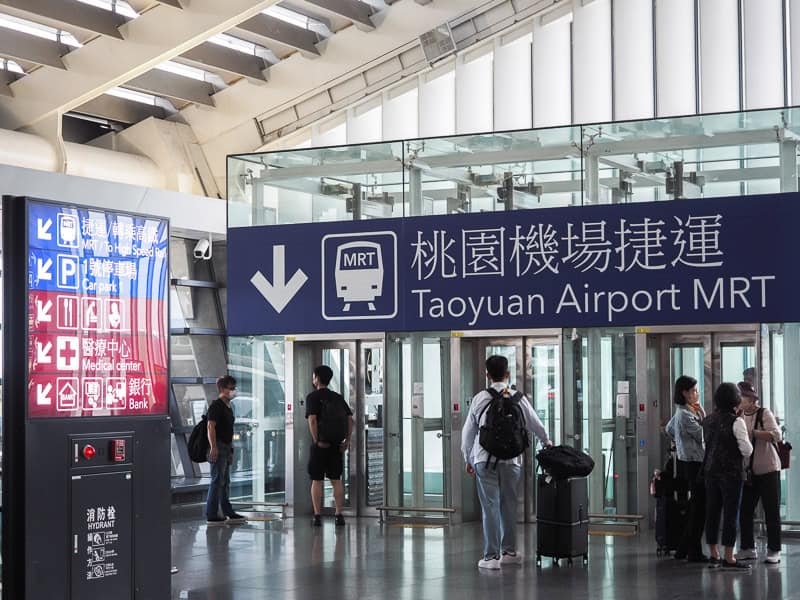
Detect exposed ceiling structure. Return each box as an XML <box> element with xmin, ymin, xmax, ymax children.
<box><xmin>0</xmin><ymin>0</ymin><xmax>556</xmax><ymax>196</ymax></box>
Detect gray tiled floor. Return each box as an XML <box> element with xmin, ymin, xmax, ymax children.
<box><xmin>171</xmin><ymin>516</ymin><xmax>797</xmax><ymax>600</ymax></box>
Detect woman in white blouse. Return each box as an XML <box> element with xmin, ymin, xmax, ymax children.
<box><xmin>736</xmin><ymin>380</ymin><xmax>782</xmax><ymax>564</ymax></box>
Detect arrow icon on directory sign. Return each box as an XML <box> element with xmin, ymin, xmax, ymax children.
<box><xmin>37</xmin><ymin>218</ymin><xmax>53</xmax><ymax>241</ymax></box>
<box><xmin>37</xmin><ymin>257</ymin><xmax>53</xmax><ymax>281</ymax></box>
<box><xmin>37</xmin><ymin>299</ymin><xmax>53</xmax><ymax>322</ymax></box>
<box><xmin>250</xmin><ymin>245</ymin><xmax>308</xmax><ymax>314</ymax></box>
<box><xmin>36</xmin><ymin>341</ymin><xmax>52</xmax><ymax>364</ymax></box>
<box><xmin>36</xmin><ymin>383</ymin><xmax>53</xmax><ymax>405</ymax></box>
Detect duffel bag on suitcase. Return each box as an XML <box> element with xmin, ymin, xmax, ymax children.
<box><xmin>536</xmin><ymin>445</ymin><xmax>595</xmax><ymax>479</ymax></box>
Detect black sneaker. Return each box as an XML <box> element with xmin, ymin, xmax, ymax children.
<box><xmin>721</xmin><ymin>560</ymin><xmax>751</xmax><ymax>571</ymax></box>
<box><xmin>335</xmin><ymin>514</ymin><xmax>345</xmax><ymax>526</ymax></box>
<box><xmin>312</xmin><ymin>514</ymin><xmax>322</xmax><ymax>527</ymax></box>
<box><xmin>206</xmin><ymin>516</ymin><xmax>226</xmax><ymax>526</ymax></box>
<box><xmin>226</xmin><ymin>513</ymin><xmax>247</xmax><ymax>524</ymax></box>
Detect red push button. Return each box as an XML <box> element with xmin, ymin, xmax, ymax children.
<box><xmin>83</xmin><ymin>444</ymin><xmax>96</xmax><ymax>460</ymax></box>
<box><xmin>112</xmin><ymin>439</ymin><xmax>126</xmax><ymax>462</ymax></box>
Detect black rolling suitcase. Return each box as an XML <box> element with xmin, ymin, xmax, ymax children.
<box><xmin>536</xmin><ymin>474</ymin><xmax>589</xmax><ymax>566</ymax></box>
<box><xmin>651</xmin><ymin>451</ymin><xmax>689</xmax><ymax>556</ymax></box>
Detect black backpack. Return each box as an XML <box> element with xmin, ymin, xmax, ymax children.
<box><xmin>317</xmin><ymin>393</ymin><xmax>350</xmax><ymax>444</ymax></box>
<box><xmin>478</xmin><ymin>388</ymin><xmax>529</xmax><ymax>467</ymax></box>
<box><xmin>536</xmin><ymin>445</ymin><xmax>595</xmax><ymax>479</ymax></box>
<box><xmin>188</xmin><ymin>415</ymin><xmax>209</xmax><ymax>463</ymax></box>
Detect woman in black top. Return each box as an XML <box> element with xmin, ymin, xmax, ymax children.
<box><xmin>702</xmin><ymin>383</ymin><xmax>753</xmax><ymax>570</ymax></box>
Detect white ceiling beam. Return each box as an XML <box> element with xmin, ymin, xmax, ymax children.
<box><xmin>0</xmin><ymin>70</ymin><xmax>17</xmax><ymax>97</ymax></box>
<box><xmin>236</xmin><ymin>13</ymin><xmax>321</xmax><ymax>57</ymax></box>
<box><xmin>126</xmin><ymin>70</ymin><xmax>216</xmax><ymax>106</ymax></box>
<box><xmin>74</xmin><ymin>95</ymin><xmax>166</xmax><ymax>124</ymax></box>
<box><xmin>0</xmin><ymin>0</ymin><xmax>278</xmax><ymax>130</ymax></box>
<box><xmin>304</xmin><ymin>0</ymin><xmax>375</xmax><ymax>30</ymax></box>
<box><xmin>0</xmin><ymin>0</ymin><xmax>128</xmax><ymax>39</ymax></box>
<box><xmin>0</xmin><ymin>28</ymin><xmax>68</xmax><ymax>69</ymax></box>
<box><xmin>181</xmin><ymin>43</ymin><xmax>269</xmax><ymax>82</ymax></box>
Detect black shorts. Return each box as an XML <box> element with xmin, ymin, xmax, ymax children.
<box><xmin>308</xmin><ymin>444</ymin><xmax>344</xmax><ymax>481</ymax></box>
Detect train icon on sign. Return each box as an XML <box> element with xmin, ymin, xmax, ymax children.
<box><xmin>335</xmin><ymin>241</ymin><xmax>384</xmax><ymax>312</ymax></box>
<box><xmin>322</xmin><ymin>232</ymin><xmax>397</xmax><ymax>321</ymax></box>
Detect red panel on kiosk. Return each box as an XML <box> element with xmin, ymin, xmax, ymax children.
<box><xmin>26</xmin><ymin>201</ymin><xmax>169</xmax><ymax>418</ymax></box>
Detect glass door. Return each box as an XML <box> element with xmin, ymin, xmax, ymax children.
<box><xmin>315</xmin><ymin>342</ymin><xmax>357</xmax><ymax>515</ymax></box>
<box><xmin>385</xmin><ymin>333</ymin><xmax>451</xmax><ymax>512</ymax></box>
<box><xmin>359</xmin><ymin>341</ymin><xmax>385</xmax><ymax>516</ymax></box>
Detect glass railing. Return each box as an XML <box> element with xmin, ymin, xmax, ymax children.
<box><xmin>228</xmin><ymin>106</ymin><xmax>800</xmax><ymax>227</ymax></box>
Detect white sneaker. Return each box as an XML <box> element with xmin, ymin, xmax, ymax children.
<box><xmin>765</xmin><ymin>551</ymin><xmax>781</xmax><ymax>564</ymax></box>
<box><xmin>477</xmin><ymin>557</ymin><xmax>501</xmax><ymax>570</ymax></box>
<box><xmin>735</xmin><ymin>548</ymin><xmax>757</xmax><ymax>560</ymax></box>
<box><xmin>500</xmin><ymin>552</ymin><xmax>523</xmax><ymax>565</ymax></box>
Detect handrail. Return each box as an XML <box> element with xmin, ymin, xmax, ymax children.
<box><xmin>376</xmin><ymin>505</ymin><xmax>456</xmax><ymax>524</ymax></box>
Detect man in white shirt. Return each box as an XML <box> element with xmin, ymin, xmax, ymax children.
<box><xmin>461</xmin><ymin>355</ymin><xmax>551</xmax><ymax>570</ymax></box>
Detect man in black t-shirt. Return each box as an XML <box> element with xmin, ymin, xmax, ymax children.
<box><xmin>205</xmin><ymin>375</ymin><xmax>247</xmax><ymax>525</ymax></box>
<box><xmin>306</xmin><ymin>365</ymin><xmax>353</xmax><ymax>526</ymax></box>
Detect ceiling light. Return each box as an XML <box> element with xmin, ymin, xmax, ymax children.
<box><xmin>0</xmin><ymin>14</ymin><xmax>81</xmax><ymax>47</ymax></box>
<box><xmin>74</xmin><ymin>0</ymin><xmax>139</xmax><ymax>19</ymax></box>
<box><xmin>105</xmin><ymin>87</ymin><xmax>157</xmax><ymax>106</ymax></box>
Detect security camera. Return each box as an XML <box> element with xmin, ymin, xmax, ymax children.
<box><xmin>193</xmin><ymin>238</ymin><xmax>212</xmax><ymax>260</ymax></box>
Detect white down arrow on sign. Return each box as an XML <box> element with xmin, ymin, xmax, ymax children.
<box><xmin>250</xmin><ymin>245</ymin><xmax>308</xmax><ymax>314</ymax></box>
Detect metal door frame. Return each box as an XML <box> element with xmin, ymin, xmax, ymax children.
<box><xmin>285</xmin><ymin>333</ymin><xmax>384</xmax><ymax>519</ymax></box>
<box><xmin>636</xmin><ymin>323</ymin><xmax>760</xmax><ymax>526</ymax></box>
<box><xmin>449</xmin><ymin>329</ymin><xmax>562</xmax><ymax>524</ymax></box>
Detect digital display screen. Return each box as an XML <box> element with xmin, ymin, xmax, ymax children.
<box><xmin>26</xmin><ymin>201</ymin><xmax>169</xmax><ymax>418</ymax></box>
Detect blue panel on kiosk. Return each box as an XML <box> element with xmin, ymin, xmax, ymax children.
<box><xmin>228</xmin><ymin>193</ymin><xmax>800</xmax><ymax>335</ymax></box>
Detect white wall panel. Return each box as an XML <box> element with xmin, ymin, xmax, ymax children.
<box><xmin>743</xmin><ymin>0</ymin><xmax>784</xmax><ymax>109</ymax></box>
<box><xmin>383</xmin><ymin>84</ymin><xmax>418</xmax><ymax>141</ymax></box>
<box><xmin>573</xmin><ymin>0</ymin><xmax>612</xmax><ymax>123</ymax></box>
<box><xmin>791</xmin><ymin>0</ymin><xmax>800</xmax><ymax>104</ymax></box>
<box><xmin>655</xmin><ymin>0</ymin><xmax>696</xmax><ymax>116</ymax></box>
<box><xmin>613</xmin><ymin>0</ymin><xmax>654</xmax><ymax>120</ymax></box>
<box><xmin>533</xmin><ymin>16</ymin><xmax>572</xmax><ymax>127</ymax></box>
<box><xmin>699</xmin><ymin>0</ymin><xmax>740</xmax><ymax>113</ymax></box>
<box><xmin>312</xmin><ymin>118</ymin><xmax>347</xmax><ymax>147</ymax></box>
<box><xmin>419</xmin><ymin>67</ymin><xmax>456</xmax><ymax>137</ymax></box>
<box><xmin>456</xmin><ymin>51</ymin><xmax>494</xmax><ymax>134</ymax></box>
<box><xmin>494</xmin><ymin>34</ymin><xmax>533</xmax><ymax>131</ymax></box>
<box><xmin>347</xmin><ymin>102</ymin><xmax>382</xmax><ymax>144</ymax></box>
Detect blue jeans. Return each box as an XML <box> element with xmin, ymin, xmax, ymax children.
<box><xmin>474</xmin><ymin>462</ymin><xmax>522</xmax><ymax>560</ymax></box>
<box><xmin>206</xmin><ymin>441</ymin><xmax>235</xmax><ymax>519</ymax></box>
<box><xmin>705</xmin><ymin>476</ymin><xmax>743</xmax><ymax>547</ymax></box>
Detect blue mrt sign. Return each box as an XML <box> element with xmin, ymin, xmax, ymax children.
<box><xmin>227</xmin><ymin>193</ymin><xmax>800</xmax><ymax>335</ymax></box>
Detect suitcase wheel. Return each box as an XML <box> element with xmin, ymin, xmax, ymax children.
<box><xmin>536</xmin><ymin>554</ymin><xmax>542</xmax><ymax>567</ymax></box>
<box><xmin>583</xmin><ymin>555</ymin><xmax>588</xmax><ymax>565</ymax></box>
<box><xmin>567</xmin><ymin>558</ymin><xmax>573</xmax><ymax>566</ymax></box>
<box><xmin>553</xmin><ymin>558</ymin><xmax>559</xmax><ymax>567</ymax></box>
<box><xmin>656</xmin><ymin>548</ymin><xmax>662</xmax><ymax>557</ymax></box>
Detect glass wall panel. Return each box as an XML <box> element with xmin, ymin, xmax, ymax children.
<box><xmin>456</xmin><ymin>50</ymin><xmax>494</xmax><ymax>134</ymax></box>
<box><xmin>743</xmin><ymin>0</ymin><xmax>785</xmax><ymax>109</ymax></box>
<box><xmin>655</xmin><ymin>0</ymin><xmax>696</xmax><ymax>116</ymax></box>
<box><xmin>532</xmin><ymin>15</ymin><xmax>571</xmax><ymax>127</ymax></box>
<box><xmin>170</xmin><ymin>286</ymin><xmax>222</xmax><ymax>329</ymax></box>
<box><xmin>172</xmin><ymin>383</ymin><xmax>218</xmax><ymax>427</ymax></box>
<box><xmin>699</xmin><ymin>0</ymin><xmax>740</xmax><ymax>113</ymax></box>
<box><xmin>383</xmin><ymin>84</ymin><xmax>418</xmax><ymax>141</ymax></box>
<box><xmin>419</xmin><ymin>67</ymin><xmax>456</xmax><ymax>137</ymax></box>
<box><xmin>493</xmin><ymin>32</ymin><xmax>532</xmax><ymax>131</ymax></box>
<box><xmin>348</xmin><ymin>102</ymin><xmax>382</xmax><ymax>144</ymax></box>
<box><xmin>170</xmin><ymin>238</ymin><xmax>213</xmax><ymax>280</ymax></box>
<box><xmin>228</xmin><ymin>336</ymin><xmax>287</xmax><ymax>502</ymax></box>
<box><xmin>572</xmin><ymin>0</ymin><xmax>612</xmax><ymax>123</ymax></box>
<box><xmin>612</xmin><ymin>0</ymin><xmax>654</xmax><ymax>120</ymax></box>
<box><xmin>171</xmin><ymin>335</ymin><xmax>227</xmax><ymax>378</ymax></box>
